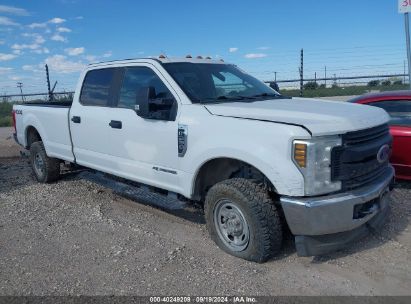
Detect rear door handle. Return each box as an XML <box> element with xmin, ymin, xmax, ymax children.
<box><xmin>109</xmin><ymin>120</ymin><xmax>122</xmax><ymax>129</ymax></box>
<box><xmin>71</xmin><ymin>116</ymin><xmax>81</xmax><ymax>123</ymax></box>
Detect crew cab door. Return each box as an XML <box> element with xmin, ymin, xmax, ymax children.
<box><xmin>70</xmin><ymin>64</ymin><xmax>183</xmax><ymax>193</ymax></box>
<box><xmin>69</xmin><ymin>67</ymin><xmax>120</xmax><ymax>171</ymax></box>
<box><xmin>106</xmin><ymin>65</ymin><xmax>182</xmax><ymax>191</ymax></box>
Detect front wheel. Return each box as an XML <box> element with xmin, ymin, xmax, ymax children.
<box><xmin>204</xmin><ymin>178</ymin><xmax>283</xmax><ymax>263</ymax></box>
<box><xmin>29</xmin><ymin>141</ymin><xmax>60</xmax><ymax>183</ymax></box>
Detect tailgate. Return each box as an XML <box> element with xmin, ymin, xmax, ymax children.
<box><xmin>12</xmin><ymin>105</ymin><xmax>24</xmax><ymax>146</ymax></box>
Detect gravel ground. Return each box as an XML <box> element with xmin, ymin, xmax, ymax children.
<box><xmin>0</xmin><ymin>127</ymin><xmax>410</xmax><ymax>296</ymax></box>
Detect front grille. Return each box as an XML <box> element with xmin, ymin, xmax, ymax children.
<box><xmin>331</xmin><ymin>124</ymin><xmax>392</xmax><ymax>191</ymax></box>
<box><xmin>343</xmin><ymin>123</ymin><xmax>390</xmax><ymax>146</ymax></box>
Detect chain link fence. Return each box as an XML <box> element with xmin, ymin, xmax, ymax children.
<box><xmin>1</xmin><ymin>91</ymin><xmax>74</xmax><ymax>104</ymax></box>
<box><xmin>1</xmin><ymin>72</ymin><xmax>410</xmax><ymax>126</ymax></box>
<box><xmin>0</xmin><ymin>92</ymin><xmax>74</xmax><ymax>127</ymax></box>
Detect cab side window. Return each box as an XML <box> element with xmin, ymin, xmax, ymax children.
<box><xmin>118</xmin><ymin>67</ymin><xmax>174</xmax><ymax>109</ymax></box>
<box><xmin>369</xmin><ymin>100</ymin><xmax>411</xmax><ymax>127</ymax></box>
<box><xmin>80</xmin><ymin>68</ymin><xmax>115</xmax><ymax>106</ymax></box>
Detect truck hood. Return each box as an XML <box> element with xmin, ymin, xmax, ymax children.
<box><xmin>204</xmin><ymin>97</ymin><xmax>390</xmax><ymax>136</ymax></box>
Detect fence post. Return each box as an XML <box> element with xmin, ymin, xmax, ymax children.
<box><xmin>45</xmin><ymin>64</ymin><xmax>52</xmax><ymax>101</ymax></box>
<box><xmin>299</xmin><ymin>49</ymin><xmax>304</xmax><ymax>97</ymax></box>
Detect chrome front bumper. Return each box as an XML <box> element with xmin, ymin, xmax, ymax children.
<box><xmin>280</xmin><ymin>165</ymin><xmax>395</xmax><ymax>237</ymax></box>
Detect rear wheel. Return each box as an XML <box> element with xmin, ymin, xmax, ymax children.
<box><xmin>205</xmin><ymin>178</ymin><xmax>283</xmax><ymax>263</ymax></box>
<box><xmin>29</xmin><ymin>141</ymin><xmax>60</xmax><ymax>183</ymax></box>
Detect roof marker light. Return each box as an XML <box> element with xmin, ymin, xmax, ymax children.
<box><xmin>205</xmin><ymin>56</ymin><xmax>211</xmax><ymax>59</ymax></box>
<box><xmin>196</xmin><ymin>55</ymin><xmax>203</xmax><ymax>59</ymax></box>
<box><xmin>186</xmin><ymin>55</ymin><xmax>192</xmax><ymax>58</ymax></box>
<box><xmin>159</xmin><ymin>54</ymin><xmax>166</xmax><ymax>59</ymax></box>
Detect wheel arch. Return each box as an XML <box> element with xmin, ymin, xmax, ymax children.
<box><xmin>191</xmin><ymin>157</ymin><xmax>278</xmax><ymax>202</ymax></box>
<box><xmin>25</xmin><ymin>125</ymin><xmax>42</xmax><ymax>148</ymax></box>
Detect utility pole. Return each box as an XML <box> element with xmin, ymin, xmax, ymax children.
<box><xmin>399</xmin><ymin>1</ymin><xmax>411</xmax><ymax>88</ymax></box>
<box><xmin>2</xmin><ymin>91</ymin><xmax>8</xmax><ymax>103</ymax></box>
<box><xmin>274</xmin><ymin>71</ymin><xmax>277</xmax><ymax>82</ymax></box>
<box><xmin>17</xmin><ymin>82</ymin><xmax>24</xmax><ymax>102</ymax></box>
<box><xmin>404</xmin><ymin>60</ymin><xmax>407</xmax><ymax>83</ymax></box>
<box><xmin>315</xmin><ymin>72</ymin><xmax>317</xmax><ymax>84</ymax></box>
<box><xmin>405</xmin><ymin>12</ymin><xmax>411</xmax><ymax>89</ymax></box>
<box><xmin>299</xmin><ymin>49</ymin><xmax>303</xmax><ymax>97</ymax></box>
<box><xmin>324</xmin><ymin>66</ymin><xmax>327</xmax><ymax>87</ymax></box>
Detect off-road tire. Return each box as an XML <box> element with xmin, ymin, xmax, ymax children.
<box><xmin>29</xmin><ymin>141</ymin><xmax>60</xmax><ymax>183</ymax></box>
<box><xmin>205</xmin><ymin>178</ymin><xmax>283</xmax><ymax>263</ymax></box>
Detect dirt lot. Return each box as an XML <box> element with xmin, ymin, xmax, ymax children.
<box><xmin>0</xmin><ymin>127</ymin><xmax>410</xmax><ymax>296</ymax></box>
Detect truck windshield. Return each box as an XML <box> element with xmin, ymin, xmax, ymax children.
<box><xmin>163</xmin><ymin>62</ymin><xmax>282</xmax><ymax>104</ymax></box>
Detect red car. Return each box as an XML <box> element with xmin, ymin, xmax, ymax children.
<box><xmin>349</xmin><ymin>90</ymin><xmax>411</xmax><ymax>180</ymax></box>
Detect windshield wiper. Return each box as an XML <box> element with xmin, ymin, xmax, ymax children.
<box><xmin>217</xmin><ymin>95</ymin><xmax>258</xmax><ymax>100</ymax></box>
<box><xmin>251</xmin><ymin>93</ymin><xmax>284</xmax><ymax>98</ymax></box>
<box><xmin>200</xmin><ymin>95</ymin><xmax>257</xmax><ymax>103</ymax></box>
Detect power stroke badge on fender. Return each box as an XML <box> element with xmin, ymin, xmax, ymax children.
<box><xmin>178</xmin><ymin>124</ymin><xmax>188</xmax><ymax>157</ymax></box>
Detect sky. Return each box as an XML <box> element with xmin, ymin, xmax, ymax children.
<box><xmin>0</xmin><ymin>0</ymin><xmax>408</xmax><ymax>94</ymax></box>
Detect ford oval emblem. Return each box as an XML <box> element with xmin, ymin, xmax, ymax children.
<box><xmin>376</xmin><ymin>144</ymin><xmax>390</xmax><ymax>164</ymax></box>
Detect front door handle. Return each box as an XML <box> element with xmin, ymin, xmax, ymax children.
<box><xmin>109</xmin><ymin>120</ymin><xmax>122</xmax><ymax>129</ymax></box>
<box><xmin>71</xmin><ymin>116</ymin><xmax>81</xmax><ymax>123</ymax></box>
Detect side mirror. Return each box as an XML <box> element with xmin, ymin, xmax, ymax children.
<box><xmin>269</xmin><ymin>82</ymin><xmax>280</xmax><ymax>93</ymax></box>
<box><xmin>135</xmin><ymin>86</ymin><xmax>177</xmax><ymax>121</ymax></box>
<box><xmin>135</xmin><ymin>86</ymin><xmax>156</xmax><ymax>119</ymax></box>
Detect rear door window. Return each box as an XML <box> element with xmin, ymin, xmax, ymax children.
<box><xmin>80</xmin><ymin>68</ymin><xmax>115</xmax><ymax>106</ymax></box>
<box><xmin>369</xmin><ymin>100</ymin><xmax>411</xmax><ymax>127</ymax></box>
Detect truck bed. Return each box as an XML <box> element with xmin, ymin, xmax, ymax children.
<box><xmin>14</xmin><ymin>103</ymin><xmax>74</xmax><ymax>162</ymax></box>
<box><xmin>22</xmin><ymin>100</ymin><xmax>72</xmax><ymax>107</ymax></box>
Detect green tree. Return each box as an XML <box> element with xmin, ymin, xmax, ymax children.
<box><xmin>303</xmin><ymin>81</ymin><xmax>319</xmax><ymax>90</ymax></box>
<box><xmin>0</xmin><ymin>101</ymin><xmax>13</xmax><ymax>127</ymax></box>
<box><xmin>367</xmin><ymin>80</ymin><xmax>380</xmax><ymax>87</ymax></box>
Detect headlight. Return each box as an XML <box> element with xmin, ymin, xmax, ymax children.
<box><xmin>293</xmin><ymin>136</ymin><xmax>342</xmax><ymax>196</ymax></box>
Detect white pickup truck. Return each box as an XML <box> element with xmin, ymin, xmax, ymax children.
<box><xmin>12</xmin><ymin>57</ymin><xmax>394</xmax><ymax>262</ymax></box>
